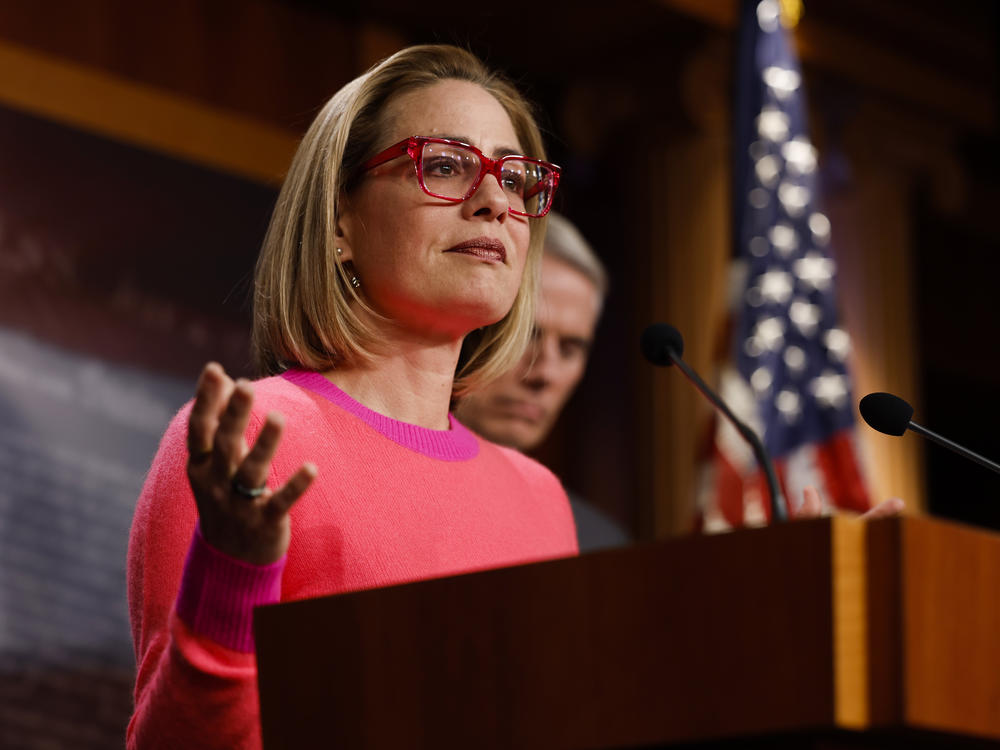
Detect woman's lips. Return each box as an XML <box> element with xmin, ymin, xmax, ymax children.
<box><xmin>445</xmin><ymin>237</ymin><xmax>507</xmax><ymax>263</ymax></box>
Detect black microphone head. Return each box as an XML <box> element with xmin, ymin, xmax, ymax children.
<box><xmin>859</xmin><ymin>392</ymin><xmax>914</xmax><ymax>436</ymax></box>
<box><xmin>641</xmin><ymin>323</ymin><xmax>684</xmax><ymax>367</ymax></box>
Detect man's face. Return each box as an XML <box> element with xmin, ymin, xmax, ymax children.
<box><xmin>456</xmin><ymin>253</ymin><xmax>602</xmax><ymax>451</ymax></box>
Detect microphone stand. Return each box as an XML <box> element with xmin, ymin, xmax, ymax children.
<box><xmin>665</xmin><ymin>349</ymin><xmax>788</xmax><ymax>522</ymax></box>
<box><xmin>907</xmin><ymin>422</ymin><xmax>1000</xmax><ymax>476</ymax></box>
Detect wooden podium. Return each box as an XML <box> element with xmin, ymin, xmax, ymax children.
<box><xmin>254</xmin><ymin>516</ymin><xmax>1000</xmax><ymax>748</ymax></box>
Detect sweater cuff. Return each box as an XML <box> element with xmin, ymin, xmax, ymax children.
<box><xmin>175</xmin><ymin>524</ymin><xmax>286</xmax><ymax>653</ymax></box>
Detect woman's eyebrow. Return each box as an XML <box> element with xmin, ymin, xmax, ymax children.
<box><xmin>438</xmin><ymin>134</ymin><xmax>523</xmax><ymax>158</ymax></box>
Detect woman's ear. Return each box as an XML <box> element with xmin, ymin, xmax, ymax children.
<box><xmin>334</xmin><ymin>195</ymin><xmax>356</xmax><ymax>262</ymax></box>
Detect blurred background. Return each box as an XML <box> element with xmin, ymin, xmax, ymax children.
<box><xmin>0</xmin><ymin>0</ymin><xmax>996</xmax><ymax>746</ymax></box>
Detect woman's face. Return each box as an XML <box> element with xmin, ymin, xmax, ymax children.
<box><xmin>338</xmin><ymin>79</ymin><xmax>532</xmax><ymax>342</ymax></box>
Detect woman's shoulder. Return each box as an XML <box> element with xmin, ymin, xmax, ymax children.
<box><xmin>478</xmin><ymin>439</ymin><xmax>564</xmax><ymax>492</ymax></box>
<box><xmin>248</xmin><ymin>370</ymin><xmax>355</xmax><ymax>424</ymax></box>
<box><xmin>154</xmin><ymin>370</ymin><xmax>327</xmax><ymax>446</ymax></box>
<box><xmin>247</xmin><ymin>371</ymin><xmax>314</xmax><ymax>411</ymax></box>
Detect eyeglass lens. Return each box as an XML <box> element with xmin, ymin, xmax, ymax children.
<box><xmin>420</xmin><ymin>142</ymin><xmax>553</xmax><ymax>217</ymax></box>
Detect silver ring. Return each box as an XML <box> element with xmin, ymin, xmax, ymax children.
<box><xmin>231</xmin><ymin>478</ymin><xmax>267</xmax><ymax>498</ymax></box>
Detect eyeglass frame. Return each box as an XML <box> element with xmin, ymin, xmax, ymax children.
<box><xmin>357</xmin><ymin>135</ymin><xmax>561</xmax><ymax>218</ymax></box>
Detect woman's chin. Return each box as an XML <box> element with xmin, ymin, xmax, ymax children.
<box><xmin>379</xmin><ymin>290</ymin><xmax>517</xmax><ymax>340</ymax></box>
<box><xmin>456</xmin><ymin>299</ymin><xmax>515</xmax><ymax>331</ymax></box>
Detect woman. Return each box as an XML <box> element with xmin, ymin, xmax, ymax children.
<box><xmin>127</xmin><ymin>45</ymin><xmax>576</xmax><ymax>749</ymax></box>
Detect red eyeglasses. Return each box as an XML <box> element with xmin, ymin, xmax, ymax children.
<box><xmin>359</xmin><ymin>136</ymin><xmax>561</xmax><ymax>218</ymax></box>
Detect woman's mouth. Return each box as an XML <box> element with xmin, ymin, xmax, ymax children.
<box><xmin>444</xmin><ymin>237</ymin><xmax>507</xmax><ymax>263</ymax></box>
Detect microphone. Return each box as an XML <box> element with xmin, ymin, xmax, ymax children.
<box><xmin>859</xmin><ymin>392</ymin><xmax>1000</xmax><ymax>476</ymax></box>
<box><xmin>641</xmin><ymin>323</ymin><xmax>788</xmax><ymax>522</ymax></box>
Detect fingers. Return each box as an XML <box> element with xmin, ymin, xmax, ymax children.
<box><xmin>232</xmin><ymin>412</ymin><xmax>285</xmax><ymax>494</ymax></box>
<box><xmin>211</xmin><ymin>379</ymin><xmax>254</xmax><ymax>480</ymax></box>
<box><xmin>266</xmin><ymin>463</ymin><xmax>318</xmax><ymax>519</ymax></box>
<box><xmin>793</xmin><ymin>486</ymin><xmax>905</xmax><ymax>522</ymax></box>
<box><xmin>183</xmin><ymin>363</ymin><xmax>319</xmax><ymax>565</ymax></box>
<box><xmin>795</xmin><ymin>485</ymin><xmax>824</xmax><ymax>518</ymax></box>
<box><xmin>861</xmin><ymin>497</ymin><xmax>905</xmax><ymax>520</ymax></box>
<box><xmin>187</xmin><ymin>364</ymin><xmax>258</xmax><ymax>481</ymax></box>
<box><xmin>187</xmin><ymin>362</ymin><xmax>234</xmax><ymax>462</ymax></box>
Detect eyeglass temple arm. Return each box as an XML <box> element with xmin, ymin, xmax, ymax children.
<box><xmin>361</xmin><ymin>140</ymin><xmax>414</xmax><ymax>171</ymax></box>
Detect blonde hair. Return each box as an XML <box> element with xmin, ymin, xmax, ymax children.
<box><xmin>252</xmin><ymin>45</ymin><xmax>549</xmax><ymax>395</ymax></box>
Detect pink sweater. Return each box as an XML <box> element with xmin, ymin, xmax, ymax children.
<box><xmin>127</xmin><ymin>370</ymin><xmax>578</xmax><ymax>749</ymax></box>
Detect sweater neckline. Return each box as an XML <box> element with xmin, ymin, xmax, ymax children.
<box><xmin>281</xmin><ymin>369</ymin><xmax>479</xmax><ymax>462</ymax></box>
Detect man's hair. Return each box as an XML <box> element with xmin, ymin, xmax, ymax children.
<box><xmin>544</xmin><ymin>212</ymin><xmax>607</xmax><ymax>304</ymax></box>
<box><xmin>251</xmin><ymin>44</ymin><xmax>550</xmax><ymax>395</ymax></box>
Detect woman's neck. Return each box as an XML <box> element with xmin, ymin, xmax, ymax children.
<box><xmin>319</xmin><ymin>335</ymin><xmax>462</xmax><ymax>431</ymax></box>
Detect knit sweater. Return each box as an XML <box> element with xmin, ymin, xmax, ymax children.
<box><xmin>127</xmin><ymin>369</ymin><xmax>578</xmax><ymax>749</ymax></box>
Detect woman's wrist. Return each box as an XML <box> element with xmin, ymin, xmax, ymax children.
<box><xmin>175</xmin><ymin>524</ymin><xmax>286</xmax><ymax>653</ymax></box>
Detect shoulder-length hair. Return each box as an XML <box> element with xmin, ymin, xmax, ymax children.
<box><xmin>252</xmin><ymin>44</ymin><xmax>548</xmax><ymax>396</ymax></box>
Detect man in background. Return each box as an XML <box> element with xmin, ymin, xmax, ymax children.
<box><xmin>456</xmin><ymin>213</ymin><xmax>629</xmax><ymax>551</ymax></box>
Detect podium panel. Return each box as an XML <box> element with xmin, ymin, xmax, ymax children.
<box><xmin>255</xmin><ymin>517</ymin><xmax>1000</xmax><ymax>749</ymax></box>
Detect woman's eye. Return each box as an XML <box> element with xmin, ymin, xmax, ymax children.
<box><xmin>500</xmin><ymin>168</ymin><xmax>526</xmax><ymax>193</ymax></box>
<box><xmin>424</xmin><ymin>156</ymin><xmax>464</xmax><ymax>178</ymax></box>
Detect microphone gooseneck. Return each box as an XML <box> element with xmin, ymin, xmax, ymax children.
<box><xmin>641</xmin><ymin>323</ymin><xmax>787</xmax><ymax>522</ymax></box>
<box><xmin>859</xmin><ymin>391</ymin><xmax>1000</xmax><ymax>477</ymax></box>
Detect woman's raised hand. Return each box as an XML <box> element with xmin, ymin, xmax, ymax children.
<box><xmin>185</xmin><ymin>363</ymin><xmax>317</xmax><ymax>565</ymax></box>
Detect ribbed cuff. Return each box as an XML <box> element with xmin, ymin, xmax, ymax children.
<box><xmin>175</xmin><ymin>525</ymin><xmax>286</xmax><ymax>653</ymax></box>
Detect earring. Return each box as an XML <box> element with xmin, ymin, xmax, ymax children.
<box><xmin>339</xmin><ymin>250</ymin><xmax>358</xmax><ymax>288</ymax></box>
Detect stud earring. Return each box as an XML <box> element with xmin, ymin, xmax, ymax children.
<box><xmin>336</xmin><ymin>247</ymin><xmax>343</xmax><ymax>256</ymax></box>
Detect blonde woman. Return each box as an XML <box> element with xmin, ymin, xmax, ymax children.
<box><xmin>127</xmin><ymin>45</ymin><xmax>574</xmax><ymax>749</ymax></box>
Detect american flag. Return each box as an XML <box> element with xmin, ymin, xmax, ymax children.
<box><xmin>698</xmin><ymin>0</ymin><xmax>871</xmax><ymax>529</ymax></box>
